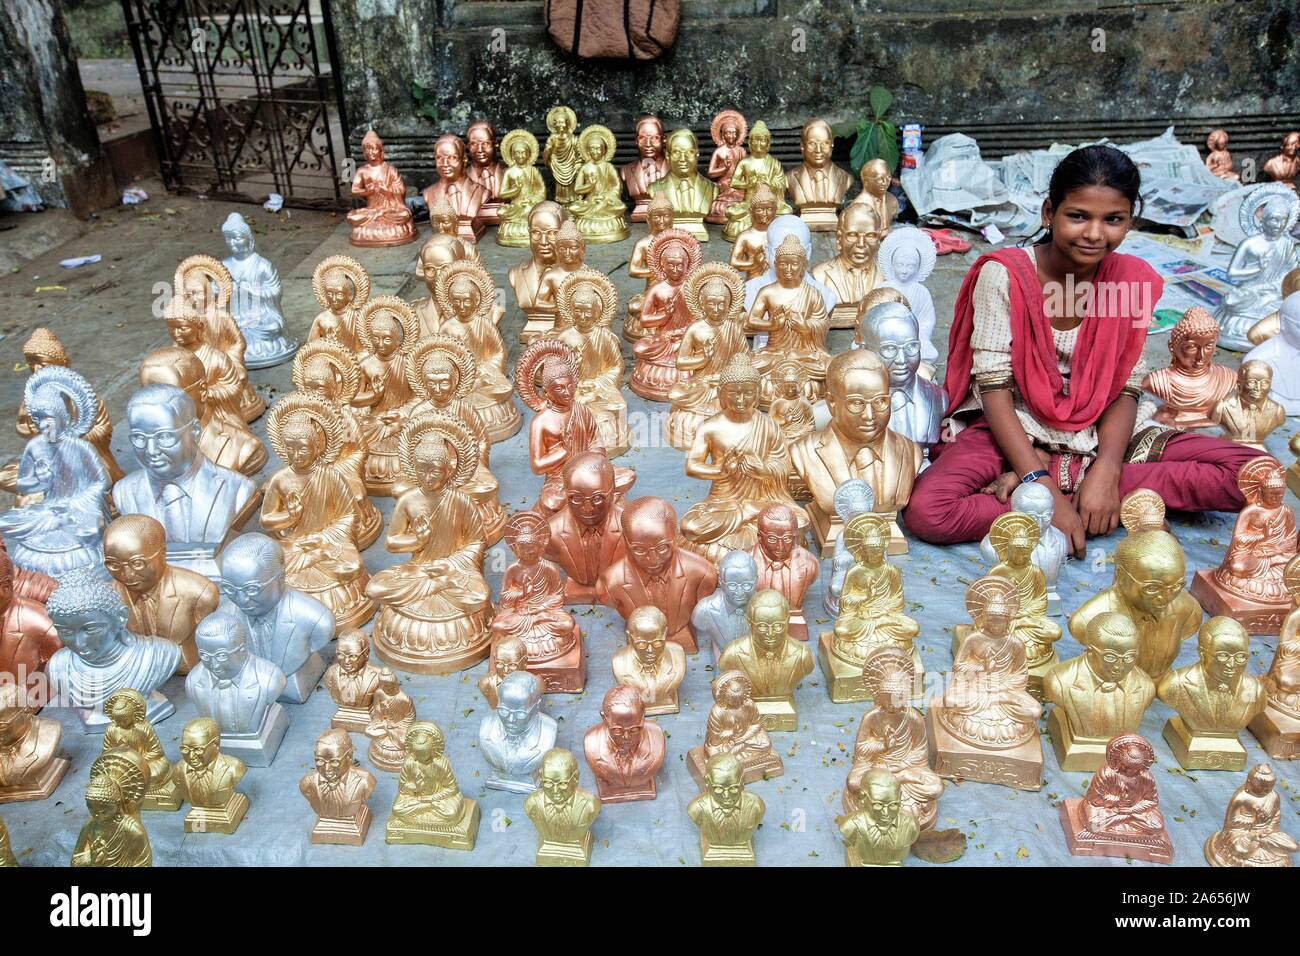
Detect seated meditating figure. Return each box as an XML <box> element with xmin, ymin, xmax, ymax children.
<box><xmin>1142</xmin><ymin>307</ymin><xmax>1238</xmax><ymax>428</ymax></box>
<box><xmin>706</xmin><ymin>110</ymin><xmax>747</xmax><ymax>225</ymax></box>
<box><xmin>631</xmin><ymin>228</ymin><xmax>703</xmax><ymax>402</ymax></box>
<box><xmin>101</xmin><ymin>689</ymin><xmax>181</xmax><ymax>811</ymax></box>
<box><xmin>1252</xmin><ymin>555</ymin><xmax>1300</xmax><ymax>757</ymax></box>
<box><xmin>385</xmin><ymin>720</ymin><xmax>480</xmax><ymax>850</ymax></box>
<box><xmin>687</xmin><ymin>669</ymin><xmax>782</xmax><ymax>788</ymax></box>
<box><xmin>568</xmin><ymin>125</ymin><xmax>629</xmax><ymax>243</ymax></box>
<box><xmin>428</xmin><ymin>195</ymin><xmax>485</xmax><ymax>265</ymax></box>
<box><xmin>71</xmin><ymin>749</ymin><xmax>152</xmax><ymax>868</ymax></box>
<box><xmin>981</xmin><ymin>512</ymin><xmax>1063</xmax><ymax>697</ymax></box>
<box><xmin>666</xmin><ymin>262</ymin><xmax>750</xmax><ymax>451</ymax></box>
<box><xmin>680</xmin><ymin>352</ymin><xmax>809</xmax><ymax>563</ymax></box>
<box><xmin>624</xmin><ymin>196</ymin><xmax>675</xmax><ymax>341</ymax></box>
<box><xmin>1205</xmin><ymin>763</ymin><xmax>1299</xmax><ymax>867</ymax></box>
<box><xmin>366</xmin><ymin>413</ymin><xmax>492</xmax><ymax>675</ymax></box>
<box><xmin>220</xmin><ymin>212</ymin><xmax>298</xmax><ymax>369</ymax></box>
<box><xmin>556</xmin><ymin>268</ymin><xmax>631</xmax><ymax>456</ymax></box>
<box><xmin>746</xmin><ymin>234</ymin><xmax>832</xmax><ymax>401</ymax></box>
<box><xmin>309</xmin><ymin>254</ymin><xmax>370</xmax><ymax>353</ymax></box>
<box><xmin>1213</xmin><ymin>187</ymin><xmax>1299</xmax><ymax>351</ymax></box>
<box><xmin>874</xmin><ymin>226</ymin><xmax>939</xmax><ymax>368</ymax></box>
<box><xmin>353</xmin><ymin>297</ymin><xmax>418</xmax><ymax>496</ymax></box>
<box><xmin>535</xmin><ymin>222</ymin><xmax>589</xmax><ymax>331</ymax></box>
<box><xmin>170</xmin><ymin>255</ymin><xmax>263</xmax><ymax>422</ymax></box>
<box><xmin>722</xmin><ymin>121</ymin><xmax>792</xmax><ymax>242</ymax></box>
<box><xmin>769</xmin><ymin>361</ymin><xmax>815</xmax><ymax>443</ymax></box>
<box><xmin>729</xmin><ymin>185</ymin><xmax>777</xmax><ymax>280</ymax></box>
<box><xmin>364</xmin><ymin>668</ymin><xmax>416</xmax><ymax>772</ymax></box>
<box><xmin>347</xmin><ymin>130</ymin><xmax>416</xmax><ymax>247</ymax></box>
<box><xmin>262</xmin><ymin>393</ymin><xmax>374</xmax><ymax>630</ymax></box>
<box><xmin>1060</xmin><ymin>732</ymin><xmax>1173</xmax><ymax>864</ymax></box>
<box><xmin>824</xmin><ymin>480</ymin><xmax>876</xmax><ymax>617</ymax></box>
<box><xmin>411</xmin><ymin>233</ymin><xmax>474</xmax><ymax>335</ymax></box>
<box><xmin>495</xmin><ymin>129</ymin><xmax>546</xmax><ymax>248</ymax></box>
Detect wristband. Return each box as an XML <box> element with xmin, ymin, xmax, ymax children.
<box><xmin>1020</xmin><ymin>469</ymin><xmax>1049</xmax><ymax>485</ymax></box>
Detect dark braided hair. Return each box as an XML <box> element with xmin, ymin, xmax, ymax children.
<box><xmin>1034</xmin><ymin>144</ymin><xmax>1143</xmax><ymax>245</ymax></box>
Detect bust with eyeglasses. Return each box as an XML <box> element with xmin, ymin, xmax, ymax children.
<box><xmin>112</xmin><ymin>384</ymin><xmax>256</xmax><ymax>580</ymax></box>
<box><xmin>216</xmin><ymin>532</ymin><xmax>334</xmax><ymax>704</ymax></box>
<box><xmin>1158</xmin><ymin>615</ymin><xmax>1266</xmax><ymax>771</ymax></box>
<box><xmin>184</xmin><ymin>611</ymin><xmax>288</xmax><ymax>767</ymax></box>
<box><xmin>789</xmin><ymin>348</ymin><xmax>923</xmax><ymax>556</ymax></box>
<box><xmin>1044</xmin><ymin>611</ymin><xmax>1156</xmax><ymax>772</ymax></box>
<box><xmin>859</xmin><ymin>302</ymin><xmax>944</xmax><ymax>448</ymax></box>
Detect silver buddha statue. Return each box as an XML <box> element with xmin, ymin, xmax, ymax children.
<box><xmin>0</xmin><ymin>367</ymin><xmax>110</xmax><ymax>581</ymax></box>
<box><xmin>743</xmin><ymin>214</ymin><xmax>838</xmax><ymax>315</ymax></box>
<box><xmin>980</xmin><ymin>481</ymin><xmax>1069</xmax><ymax>616</ymax></box>
<box><xmin>112</xmin><ymin>384</ymin><xmax>257</xmax><ymax>580</ymax></box>
<box><xmin>221</xmin><ymin>212</ymin><xmax>299</xmax><ymax>368</ymax></box>
<box><xmin>824</xmin><ymin>479</ymin><xmax>876</xmax><ymax>617</ymax></box>
<box><xmin>1214</xmin><ymin>186</ymin><xmax>1299</xmax><ymax>351</ymax></box>
<box><xmin>45</xmin><ymin>567</ymin><xmax>182</xmax><ymax>730</ymax></box>
<box><xmin>691</xmin><ymin>550</ymin><xmax>759</xmax><ymax>664</ymax></box>
<box><xmin>478</xmin><ymin>671</ymin><xmax>557</xmax><ymax>793</ymax></box>
<box><xmin>859</xmin><ymin>303</ymin><xmax>944</xmax><ymax>448</ymax></box>
<box><xmin>185</xmin><ymin>612</ymin><xmax>289</xmax><ymax>767</ymax></box>
<box><xmin>216</xmin><ymin>532</ymin><xmax>335</xmax><ymax>703</ymax></box>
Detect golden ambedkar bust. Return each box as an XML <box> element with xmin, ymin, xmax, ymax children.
<box><xmin>649</xmin><ymin>129</ymin><xmax>717</xmax><ymax>242</ymax></box>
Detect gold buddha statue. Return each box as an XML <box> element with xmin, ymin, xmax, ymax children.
<box><xmin>840</xmin><ymin>768</ymin><xmax>921</xmax><ymax>867</ymax></box>
<box><xmin>623</xmin><ymin>194</ymin><xmax>675</xmax><ymax>342</ymax></box>
<box><xmin>543</xmin><ymin>106</ymin><xmax>582</xmax><ymax>207</ymax></box>
<box><xmin>1205</xmin><ymin>763</ymin><xmax>1298</xmax><ymax>867</ymax></box>
<box><xmin>929</xmin><ymin>576</ymin><xmax>1043</xmax><ymax>791</ymax></box>
<box><xmin>1208</xmin><ymin>360</ymin><xmax>1286</xmax><ymax>451</ymax></box>
<box><xmin>680</xmin><ymin>352</ymin><xmax>808</xmax><ymax>563</ymax></box>
<box><xmin>1044</xmin><ymin>611</ymin><xmax>1156</xmax><ymax>771</ymax></box>
<box><xmin>479</xmin><ymin>636</ymin><xmax>526</xmax><ymax>709</ymax></box>
<box><xmin>769</xmin><ymin>360</ymin><xmax>815</xmax><ymax>443</ymax></box>
<box><xmin>310</xmin><ymin>254</ymin><xmax>370</xmax><ymax>353</ymax></box>
<box><xmin>666</xmin><ymin>262</ymin><xmax>750</xmax><ymax>451</ymax></box>
<box><xmin>1158</xmin><ymin>616</ymin><xmax>1266</xmax><ymax>770</ymax></box>
<box><xmin>611</xmin><ymin>605</ymin><xmax>687</xmax><ymax>716</ymax></box>
<box><xmin>728</xmin><ymin>184</ymin><xmax>777</xmax><ymax>280</ymax></box>
<box><xmin>844</xmin><ymin>645</ymin><xmax>943</xmax><ymax>830</ymax></box>
<box><xmin>569</xmin><ymin>124</ymin><xmax>628</xmax><ymax>243</ymax></box>
<box><xmin>687</xmin><ymin>753</ymin><xmax>765</xmax><ymax>866</ymax></box>
<box><xmin>723</xmin><ymin>121</ymin><xmax>792</xmax><ymax>242</ymax></box>
<box><xmin>1142</xmin><ymin>307</ymin><xmax>1237</xmax><ymax>428</ymax></box>
<box><xmin>496</xmin><ymin>129</ymin><xmax>547</xmax><ymax>248</ymax></box>
<box><xmin>385</xmin><ymin>720</ymin><xmax>480</xmax><ymax>850</ymax></box>
<box><xmin>822</xmin><ymin>512</ymin><xmax>920</xmax><ymax>703</ymax></box>
<box><xmin>367</xmin><ymin>412</ymin><xmax>493</xmax><ymax>674</ymax></box>
<box><xmin>1251</xmin><ymin>555</ymin><xmax>1300</xmax><ymax>757</ymax></box>
<box><xmin>524</xmin><ymin>748</ymin><xmax>601</xmax><ymax>866</ymax></box>
<box><xmin>71</xmin><ymin>749</ymin><xmax>152</xmax><ymax>867</ymax></box>
<box><xmin>0</xmin><ymin>681</ymin><xmax>69</xmax><ymax>803</ymax></box>
<box><xmin>687</xmin><ymin>669</ymin><xmax>783</xmax><ymax>788</ymax></box>
<box><xmin>747</xmin><ymin>234</ymin><xmax>832</xmax><ymax>401</ymax></box>
<box><xmin>557</xmin><ymin>268</ymin><xmax>631</xmax><ymax>457</ymax></box>
<box><xmin>717</xmin><ymin>589</ymin><xmax>814</xmax><ymax>731</ymax></box>
<box><xmin>102</xmin><ymin>689</ymin><xmax>181</xmax><ymax>812</ymax></box>
<box><xmin>630</xmin><ymin>227</ymin><xmax>702</xmax><ymax>402</ymax></box>
<box><xmin>173</xmin><ymin>717</ymin><xmax>249</xmax><ymax>834</ymax></box>
<box><xmin>353</xmin><ymin>296</ymin><xmax>418</xmax><ymax>495</ymax></box>
<box><xmin>262</xmin><ymin>392</ymin><xmax>375</xmax><ymax>629</ymax></box>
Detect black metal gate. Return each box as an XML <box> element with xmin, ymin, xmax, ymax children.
<box><xmin>121</xmin><ymin>0</ymin><xmax>350</xmax><ymax>208</ymax></box>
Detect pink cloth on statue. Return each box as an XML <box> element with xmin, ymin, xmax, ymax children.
<box><xmin>903</xmin><ymin>419</ymin><xmax>1259</xmax><ymax>545</ymax></box>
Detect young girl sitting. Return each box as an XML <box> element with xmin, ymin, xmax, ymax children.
<box><xmin>905</xmin><ymin>145</ymin><xmax>1258</xmax><ymax>555</ymax></box>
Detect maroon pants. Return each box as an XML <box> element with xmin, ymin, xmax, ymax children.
<box><xmin>903</xmin><ymin>420</ymin><xmax>1261</xmax><ymax>545</ymax></box>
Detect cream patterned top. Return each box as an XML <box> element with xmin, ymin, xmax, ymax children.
<box><xmin>947</xmin><ymin>247</ymin><xmax>1153</xmax><ymax>455</ymax></box>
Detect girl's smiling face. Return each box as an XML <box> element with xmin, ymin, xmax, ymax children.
<box><xmin>1042</xmin><ymin>184</ymin><xmax>1134</xmax><ymax>270</ymax></box>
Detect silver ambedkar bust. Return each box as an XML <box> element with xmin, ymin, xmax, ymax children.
<box><xmin>743</xmin><ymin>214</ymin><xmax>838</xmax><ymax>314</ymax></box>
<box><xmin>824</xmin><ymin>479</ymin><xmax>876</xmax><ymax>617</ymax></box>
<box><xmin>860</xmin><ymin>303</ymin><xmax>944</xmax><ymax>448</ymax></box>
<box><xmin>0</xmin><ymin>366</ymin><xmax>110</xmax><ymax>580</ymax></box>
<box><xmin>45</xmin><ymin>567</ymin><xmax>182</xmax><ymax>730</ymax></box>
<box><xmin>980</xmin><ymin>481</ymin><xmax>1069</xmax><ymax>616</ymax></box>
<box><xmin>185</xmin><ymin>612</ymin><xmax>289</xmax><ymax>767</ymax></box>
<box><xmin>217</xmin><ymin>533</ymin><xmax>334</xmax><ymax>703</ymax></box>
<box><xmin>478</xmin><ymin>671</ymin><xmax>557</xmax><ymax>793</ymax></box>
<box><xmin>691</xmin><ymin>550</ymin><xmax>759</xmax><ymax>664</ymax></box>
<box><xmin>221</xmin><ymin>212</ymin><xmax>299</xmax><ymax>368</ymax></box>
<box><xmin>1214</xmin><ymin>186</ymin><xmax>1299</xmax><ymax>351</ymax></box>
<box><xmin>112</xmin><ymin>384</ymin><xmax>257</xmax><ymax>580</ymax></box>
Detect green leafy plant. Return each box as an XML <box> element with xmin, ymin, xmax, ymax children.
<box><xmin>411</xmin><ymin>81</ymin><xmax>440</xmax><ymax>125</ymax></box>
<box><xmin>834</xmin><ymin>86</ymin><xmax>900</xmax><ymax>176</ymax></box>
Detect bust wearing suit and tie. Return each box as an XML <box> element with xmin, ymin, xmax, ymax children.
<box><xmin>113</xmin><ymin>384</ymin><xmax>256</xmax><ymax>580</ymax></box>
<box><xmin>545</xmin><ymin>452</ymin><xmax>627</xmax><ymax>603</ymax></box>
<box><xmin>421</xmin><ymin>134</ymin><xmax>489</xmax><ymax>241</ymax></box>
<box><xmin>649</xmin><ymin>129</ymin><xmax>717</xmax><ymax>242</ymax></box>
<box><xmin>217</xmin><ymin>532</ymin><xmax>335</xmax><ymax>703</ymax></box>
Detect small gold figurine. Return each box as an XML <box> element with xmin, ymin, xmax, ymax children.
<box><xmin>747</xmin><ymin>234</ymin><xmax>832</xmax><ymax>400</ymax></box>
<box><xmin>666</xmin><ymin>261</ymin><xmax>750</xmax><ymax>451</ymax></box>
<box><xmin>787</xmin><ymin>118</ymin><xmax>853</xmax><ymax>231</ymax></box>
<box><xmin>310</xmin><ymin>254</ymin><xmax>371</xmax><ymax>352</ymax></box>
<box><xmin>649</xmin><ymin>128</ymin><xmax>717</xmax><ymax>241</ymax></box>
<box><xmin>496</xmin><ymin>129</ymin><xmax>547</xmax><ymax>248</ymax></box>
<box><xmin>844</xmin><ymin>646</ymin><xmax>943</xmax><ymax>829</ymax></box>
<box><xmin>1208</xmin><ymin>360</ymin><xmax>1286</xmax><ymax>450</ymax></box>
<box><xmin>365</xmin><ymin>668</ymin><xmax>416</xmax><ymax>772</ymax></box>
<box><xmin>631</xmin><ymin>227</ymin><xmax>702</xmax><ymax>402</ymax></box>
<box><xmin>611</xmin><ymin>605</ymin><xmax>687</xmax><ymax>716</ymax></box>
<box><xmin>812</xmin><ymin>204</ymin><xmax>883</xmax><ymax>328</ymax></box>
<box><xmin>354</xmin><ymin>296</ymin><xmax>418</xmax><ymax>495</ymax></box>
<box><xmin>624</xmin><ymin>194</ymin><xmax>675</xmax><ymax>341</ymax></box>
<box><xmin>102</xmin><ymin>689</ymin><xmax>181</xmax><ymax>812</ymax></box>
<box><xmin>71</xmin><ymin>748</ymin><xmax>152</xmax><ymax>867</ymax></box>
<box><xmin>479</xmin><ymin>635</ymin><xmax>527</xmax><ymax>708</ymax></box>
<box><xmin>569</xmin><ymin>124</ymin><xmax>628</xmax><ymax>243</ymax></box>
<box><xmin>557</xmin><ymin>268</ymin><xmax>631</xmax><ymax>456</ymax></box>
<box><xmin>1044</xmin><ymin>612</ymin><xmax>1156</xmax><ymax>772</ymax></box>
<box><xmin>1205</xmin><ymin>763</ymin><xmax>1298</xmax><ymax>867</ymax></box>
<box><xmin>729</xmin><ymin>184</ymin><xmax>777</xmax><ymax>280</ymax></box>
<box><xmin>821</xmin><ymin>513</ymin><xmax>920</xmax><ymax>703</ymax></box>
<box><xmin>543</xmin><ymin>106</ymin><xmax>582</xmax><ymax>207</ymax></box>
<box><xmin>840</xmin><ymin>768</ymin><xmax>921</xmax><ymax>867</ymax></box>
<box><xmin>1143</xmin><ymin>307</ymin><xmax>1238</xmax><ymax>428</ymax></box>
<box><xmin>1158</xmin><ymin>616</ymin><xmax>1265</xmax><ymax>771</ymax></box>
<box><xmin>385</xmin><ymin>720</ymin><xmax>480</xmax><ymax>850</ymax></box>
<box><xmin>928</xmin><ymin>576</ymin><xmax>1043</xmax><ymax>791</ymax></box>
<box><xmin>687</xmin><ymin>669</ymin><xmax>783</xmax><ymax>788</ymax></box>
<box><xmin>263</xmin><ymin>392</ymin><xmax>375</xmax><ymax>629</ymax></box>
<box><xmin>583</xmin><ymin>684</ymin><xmax>667</xmax><ymax>804</ymax></box>
<box><xmin>1191</xmin><ymin>456</ymin><xmax>1298</xmax><ymax>634</ymax></box>
<box><xmin>1251</xmin><ymin>555</ymin><xmax>1300</xmax><ymax>757</ymax></box>
<box><xmin>687</xmin><ymin>753</ymin><xmax>764</xmax><ymax>867</ymax></box>
<box><xmin>509</xmin><ymin>201</ymin><xmax>567</xmax><ymax>337</ymax></box>
<box><xmin>718</xmin><ymin>589</ymin><xmax>814</xmax><ymax>731</ymax></box>
<box><xmin>723</xmin><ymin>121</ymin><xmax>792</xmax><ymax>242</ymax></box>
<box><xmin>301</xmin><ymin>728</ymin><xmax>377</xmax><ymax>846</ymax></box>
<box><xmin>524</xmin><ymin>748</ymin><xmax>601</xmax><ymax>866</ymax></box>
<box><xmin>1060</xmin><ymin>733</ymin><xmax>1173</xmax><ymax>864</ymax></box>
<box><xmin>173</xmin><ymin>717</ymin><xmax>250</xmax><ymax>835</ymax></box>
<box><xmin>367</xmin><ymin>413</ymin><xmax>493</xmax><ymax>674</ymax></box>
<box><xmin>706</xmin><ymin>109</ymin><xmax>747</xmax><ymax>225</ymax></box>
<box><xmin>850</xmin><ymin>158</ymin><xmax>899</xmax><ymax>230</ymax></box>
<box><xmin>0</xmin><ymin>682</ymin><xmax>69</xmax><ymax>803</ymax></box>
<box><xmin>324</xmin><ymin>628</ymin><xmax>383</xmax><ymax>733</ymax></box>
<box><xmin>347</xmin><ymin>129</ymin><xmax>417</xmax><ymax>247</ymax></box>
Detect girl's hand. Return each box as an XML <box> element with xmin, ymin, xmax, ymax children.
<box><xmin>1075</xmin><ymin>459</ymin><xmax>1122</xmax><ymax>538</ymax></box>
<box><xmin>1051</xmin><ymin>489</ymin><xmax>1087</xmax><ymax>559</ymax></box>
<box><xmin>980</xmin><ymin>471</ymin><xmax>1020</xmax><ymax>502</ymax></box>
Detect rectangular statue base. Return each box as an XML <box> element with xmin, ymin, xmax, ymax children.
<box><xmin>77</xmin><ymin>691</ymin><xmax>173</xmax><ymax>733</ymax></box>
<box><xmin>817</xmin><ymin>631</ymin><xmax>924</xmax><ymax>704</ymax></box>
<box><xmin>672</xmin><ymin>215</ymin><xmax>708</xmax><ymax>242</ymax></box>
<box><xmin>1249</xmin><ymin>703</ymin><xmax>1300</xmax><ymax>759</ymax></box>
<box><xmin>829</xmin><ymin>303</ymin><xmax>860</xmax><ymax>330</ymax></box>
<box><xmin>220</xmin><ymin>703</ymin><xmax>290</xmax><ymax>768</ymax></box>
<box><xmin>687</xmin><ymin>745</ymin><xmax>783</xmax><ymax>789</ymax></box>
<box><xmin>643</xmin><ymin>691</ymin><xmax>679</xmax><ymax>717</ymax></box>
<box><xmin>754</xmin><ymin>695</ymin><xmax>798</xmax><ymax>732</ymax></box>
<box><xmin>562</xmin><ymin>579</ymin><xmax>600</xmax><ymax>604</ymax></box>
<box><xmin>142</xmin><ymin>777</ymin><xmax>183</xmax><ymax>812</ymax></box>
<box><xmin>1189</xmin><ymin>569</ymin><xmax>1287</xmax><ymax>636</ymax></box>
<box><xmin>528</xmin><ymin>633</ymin><xmax>586</xmax><ymax>695</ymax></box>
<box><xmin>629</xmin><ymin>198</ymin><xmax>651</xmax><ymax>223</ymax></box>
<box><xmin>520</xmin><ymin>311</ymin><xmax>556</xmax><ymax>342</ymax></box>
<box><xmin>384</xmin><ymin>799</ymin><xmax>479</xmax><ymax>850</ymax></box>
<box><xmin>809</xmin><ymin>502</ymin><xmax>905</xmax><ymax>558</ymax></box>
<box><xmin>310</xmin><ymin>806</ymin><xmax>372</xmax><ymax>846</ymax></box>
<box><xmin>280</xmin><ymin>652</ymin><xmax>327</xmax><ymax>704</ymax></box>
<box><xmin>700</xmin><ymin>836</ymin><xmax>755</xmax><ymax>867</ymax></box>
<box><xmin>331</xmin><ymin>705</ymin><xmax>371</xmax><ymax>734</ymax></box>
<box><xmin>595</xmin><ymin>776</ymin><xmax>657</xmax><ymax>804</ymax></box>
<box><xmin>456</xmin><ymin>219</ymin><xmax>486</xmax><ymax>242</ymax></box>
<box><xmin>0</xmin><ymin>756</ymin><xmax>69</xmax><ymax>803</ymax></box>
<box><xmin>537</xmin><ymin>833</ymin><xmax>592</xmax><ymax>866</ymax></box>
<box><xmin>789</xmin><ymin>607</ymin><xmax>808</xmax><ymax>642</ymax></box>
<box><xmin>1162</xmin><ymin>715</ymin><xmax>1247</xmax><ymax>771</ymax></box>
<box><xmin>184</xmin><ymin>793</ymin><xmax>250</xmax><ymax>834</ymax></box>
<box><xmin>486</xmin><ymin>770</ymin><xmax>538</xmax><ymax>794</ymax></box>
<box><xmin>845</xmin><ymin>845</ymin><xmax>903</xmax><ymax>867</ymax></box>
<box><xmin>1059</xmin><ymin>799</ymin><xmax>1174</xmax><ymax>864</ymax></box>
<box><xmin>1047</xmin><ymin>707</ymin><xmax>1111</xmax><ymax>773</ymax></box>
<box><xmin>1046</xmin><ymin>589</ymin><xmax>1062</xmax><ymax>618</ymax></box>
<box><xmin>798</xmin><ymin>204</ymin><xmax>839</xmax><ymax>232</ymax></box>
<box><xmin>926</xmin><ymin>707</ymin><xmax>1043</xmax><ymax>791</ymax></box>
